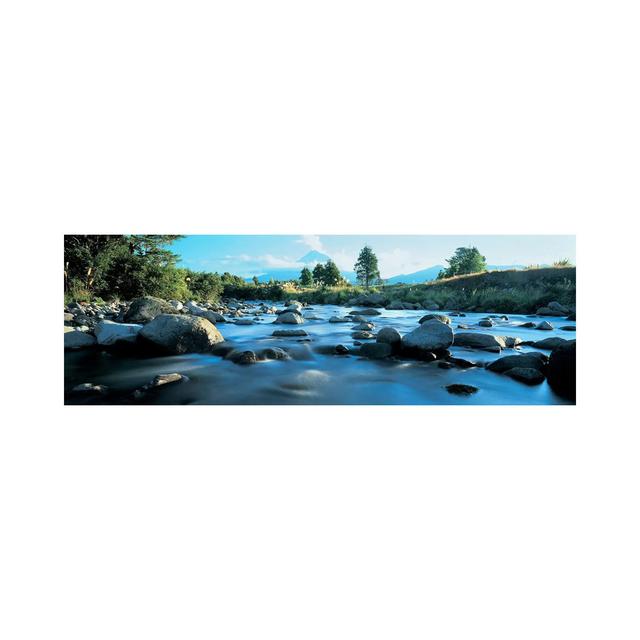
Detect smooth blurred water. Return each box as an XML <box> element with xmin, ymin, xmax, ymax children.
<box><xmin>64</xmin><ymin>304</ymin><xmax>575</xmax><ymax>405</ymax></box>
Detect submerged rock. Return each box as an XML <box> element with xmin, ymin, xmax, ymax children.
<box><xmin>334</xmin><ymin>344</ymin><xmax>350</xmax><ymax>355</ymax></box>
<box><xmin>272</xmin><ymin>329</ymin><xmax>308</xmax><ymax>337</ymax></box>
<box><xmin>520</xmin><ymin>321</ymin><xmax>536</xmax><ymax>328</ymax></box>
<box><xmin>352</xmin><ymin>331</ymin><xmax>375</xmax><ymax>340</ymax></box>
<box><xmin>560</xmin><ymin>326</ymin><xmax>576</xmax><ymax>331</ymax></box>
<box><xmin>536</xmin><ymin>321</ymin><xmax>554</xmax><ymax>330</ymax></box>
<box><xmin>478</xmin><ymin>319</ymin><xmax>494</xmax><ymax>327</ymax></box>
<box><xmin>503</xmin><ymin>367</ymin><xmax>545</xmax><ymax>385</ymax></box>
<box><xmin>257</xmin><ymin>347</ymin><xmax>290</xmax><ymax>361</ymax></box>
<box><xmin>546</xmin><ymin>341</ymin><xmax>576</xmax><ymax>401</ymax></box>
<box><xmin>351</xmin><ymin>308</ymin><xmax>381</xmax><ymax>316</ymax></box>
<box><xmin>329</xmin><ymin>316</ymin><xmax>351</xmax><ymax>323</ymax></box>
<box><xmin>225</xmin><ymin>350</ymin><xmax>258</xmax><ymax>365</ymax></box>
<box><xmin>359</xmin><ymin>342</ymin><xmax>393</xmax><ymax>359</ymax></box>
<box><xmin>487</xmin><ymin>353</ymin><xmax>548</xmax><ymax>373</ymax></box>
<box><xmin>445</xmin><ymin>384</ymin><xmax>478</xmax><ymax>396</ymax></box>
<box><xmin>353</xmin><ymin>321</ymin><xmax>375</xmax><ymax>331</ymax></box>
<box><xmin>72</xmin><ymin>383</ymin><xmax>108</xmax><ymax>394</ymax></box>
<box><xmin>139</xmin><ymin>314</ymin><xmax>224</xmax><ymax>354</ymax></box>
<box><xmin>133</xmin><ymin>373</ymin><xmax>189</xmax><ymax>398</ymax></box>
<box><xmin>124</xmin><ymin>296</ymin><xmax>177</xmax><ymax>323</ymax></box>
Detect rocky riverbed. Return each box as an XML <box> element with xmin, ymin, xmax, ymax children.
<box><xmin>64</xmin><ymin>295</ymin><xmax>576</xmax><ymax>405</ymax></box>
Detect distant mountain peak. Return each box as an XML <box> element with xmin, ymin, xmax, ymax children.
<box><xmin>298</xmin><ymin>250</ymin><xmax>331</xmax><ymax>264</ymax></box>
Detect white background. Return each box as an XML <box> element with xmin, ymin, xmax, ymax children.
<box><xmin>1</xmin><ymin>2</ymin><xmax>639</xmax><ymax>639</ymax></box>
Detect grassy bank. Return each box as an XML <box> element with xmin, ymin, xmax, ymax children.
<box><xmin>284</xmin><ymin>267</ymin><xmax>576</xmax><ymax>313</ymax></box>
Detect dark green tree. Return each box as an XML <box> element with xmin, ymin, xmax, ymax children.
<box><xmin>299</xmin><ymin>267</ymin><xmax>313</xmax><ymax>286</ymax></box>
<box><xmin>312</xmin><ymin>263</ymin><xmax>326</xmax><ymax>285</ymax></box>
<box><xmin>437</xmin><ymin>246</ymin><xmax>487</xmax><ymax>279</ymax></box>
<box><xmin>354</xmin><ymin>245</ymin><xmax>380</xmax><ymax>288</ymax></box>
<box><xmin>252</xmin><ymin>275</ymin><xmax>260</xmax><ymax>286</ymax></box>
<box><xmin>322</xmin><ymin>260</ymin><xmax>342</xmax><ymax>286</ymax></box>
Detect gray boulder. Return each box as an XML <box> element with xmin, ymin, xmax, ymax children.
<box><xmin>504</xmin><ymin>367</ymin><xmax>545</xmax><ymax>385</ymax></box>
<box><xmin>528</xmin><ymin>337</ymin><xmax>571</xmax><ymax>351</ymax></box>
<box><xmin>349</xmin><ymin>308</ymin><xmax>381</xmax><ymax>316</ymax></box>
<box><xmin>94</xmin><ymin>320</ymin><xmax>142</xmax><ymax>346</ymax></box>
<box><xmin>272</xmin><ymin>329</ymin><xmax>308</xmax><ymax>337</ymax></box>
<box><xmin>139</xmin><ymin>314</ymin><xmax>224</xmax><ymax>354</ymax></box>
<box><xmin>445</xmin><ymin>384</ymin><xmax>478</xmax><ymax>396</ymax></box>
<box><xmin>201</xmin><ymin>310</ymin><xmax>226</xmax><ymax>324</ymax></box>
<box><xmin>124</xmin><ymin>297</ymin><xmax>177</xmax><ymax>323</ymax></box>
<box><xmin>453</xmin><ymin>332</ymin><xmax>505</xmax><ymax>350</ymax></box>
<box><xmin>329</xmin><ymin>316</ymin><xmax>351</xmax><ymax>323</ymax></box>
<box><xmin>478</xmin><ymin>319</ymin><xmax>494</xmax><ymax>327</ymax></box>
<box><xmin>64</xmin><ymin>330</ymin><xmax>97</xmax><ymax>349</ymax></box>
<box><xmin>274</xmin><ymin>312</ymin><xmax>304</xmax><ymax>325</ymax></box>
<box><xmin>353</xmin><ymin>322</ymin><xmax>375</xmax><ymax>331</ymax></box>
<box><xmin>418</xmin><ymin>314</ymin><xmax>451</xmax><ymax>325</ymax></box>
<box><xmin>402</xmin><ymin>319</ymin><xmax>454</xmax><ymax>353</ymax></box>
<box><xmin>487</xmin><ymin>353</ymin><xmax>548</xmax><ymax>374</ymax></box>
<box><xmin>352</xmin><ymin>331</ymin><xmax>375</xmax><ymax>340</ymax></box>
<box><xmin>376</xmin><ymin>327</ymin><xmax>402</xmax><ymax>346</ymax></box>
<box><xmin>536</xmin><ymin>321</ymin><xmax>554</xmax><ymax>330</ymax></box>
<box><xmin>257</xmin><ymin>347</ymin><xmax>290</xmax><ymax>361</ymax></box>
<box><xmin>536</xmin><ymin>306</ymin><xmax>566</xmax><ymax>317</ymax></box>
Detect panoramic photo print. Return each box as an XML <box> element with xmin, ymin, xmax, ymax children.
<box><xmin>64</xmin><ymin>235</ymin><xmax>576</xmax><ymax>405</ymax></box>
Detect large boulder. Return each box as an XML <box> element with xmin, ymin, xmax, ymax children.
<box><xmin>504</xmin><ymin>367</ymin><xmax>546</xmax><ymax>385</ymax></box>
<box><xmin>536</xmin><ymin>321</ymin><xmax>554</xmax><ymax>330</ymax></box>
<box><xmin>64</xmin><ymin>330</ymin><xmax>97</xmax><ymax>349</ymax></box>
<box><xmin>274</xmin><ymin>312</ymin><xmax>304</xmax><ymax>324</ymax></box>
<box><xmin>487</xmin><ymin>353</ymin><xmax>548</xmax><ymax>374</ymax></box>
<box><xmin>546</xmin><ymin>341</ymin><xmax>576</xmax><ymax>401</ymax></box>
<box><xmin>201</xmin><ymin>310</ymin><xmax>226</xmax><ymax>324</ymax></box>
<box><xmin>346</xmin><ymin>293</ymin><xmax>387</xmax><ymax>307</ymax></box>
<box><xmin>94</xmin><ymin>320</ymin><xmax>143</xmax><ymax>346</ymax></box>
<box><xmin>139</xmin><ymin>314</ymin><xmax>224</xmax><ymax>354</ymax></box>
<box><xmin>536</xmin><ymin>306</ymin><xmax>566</xmax><ymax>317</ymax></box>
<box><xmin>402</xmin><ymin>319</ymin><xmax>454</xmax><ymax>353</ymax></box>
<box><xmin>528</xmin><ymin>337</ymin><xmax>571</xmax><ymax>351</ymax></box>
<box><xmin>453</xmin><ymin>332</ymin><xmax>506</xmax><ymax>350</ymax></box>
<box><xmin>124</xmin><ymin>297</ymin><xmax>177</xmax><ymax>323</ymax></box>
<box><xmin>418</xmin><ymin>314</ymin><xmax>451</xmax><ymax>325</ymax></box>
<box><xmin>376</xmin><ymin>327</ymin><xmax>402</xmax><ymax>346</ymax></box>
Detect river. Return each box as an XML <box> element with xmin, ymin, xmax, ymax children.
<box><xmin>64</xmin><ymin>304</ymin><xmax>575</xmax><ymax>405</ymax></box>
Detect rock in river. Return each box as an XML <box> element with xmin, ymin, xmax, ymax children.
<box><xmin>272</xmin><ymin>329</ymin><xmax>308</xmax><ymax>337</ymax></box>
<box><xmin>536</xmin><ymin>321</ymin><xmax>554</xmax><ymax>330</ymax></box>
<box><xmin>124</xmin><ymin>296</ymin><xmax>177</xmax><ymax>323</ymax></box>
<box><xmin>274</xmin><ymin>312</ymin><xmax>304</xmax><ymax>324</ymax></box>
<box><xmin>527</xmin><ymin>337</ymin><xmax>571</xmax><ymax>351</ymax></box>
<box><xmin>329</xmin><ymin>316</ymin><xmax>351</xmax><ymax>323</ymax></box>
<box><xmin>445</xmin><ymin>384</ymin><xmax>478</xmax><ymax>396</ymax></box>
<box><xmin>487</xmin><ymin>353</ymin><xmax>548</xmax><ymax>374</ymax></box>
<box><xmin>402</xmin><ymin>319</ymin><xmax>454</xmax><ymax>354</ymax></box>
<box><xmin>418</xmin><ymin>314</ymin><xmax>451</xmax><ymax>325</ymax></box>
<box><xmin>453</xmin><ymin>332</ymin><xmax>505</xmax><ymax>350</ymax></box>
<box><xmin>503</xmin><ymin>367</ymin><xmax>545</xmax><ymax>385</ymax></box>
<box><xmin>352</xmin><ymin>331</ymin><xmax>375</xmax><ymax>340</ymax></box>
<box><xmin>94</xmin><ymin>320</ymin><xmax>142</xmax><ymax>346</ymax></box>
<box><xmin>359</xmin><ymin>342</ymin><xmax>393</xmax><ymax>359</ymax></box>
<box><xmin>376</xmin><ymin>326</ymin><xmax>402</xmax><ymax>346</ymax></box>
<box><xmin>546</xmin><ymin>341</ymin><xmax>576</xmax><ymax>401</ymax></box>
<box><xmin>139</xmin><ymin>314</ymin><xmax>224</xmax><ymax>354</ymax></box>
<box><xmin>64</xmin><ymin>330</ymin><xmax>97</xmax><ymax>350</ymax></box>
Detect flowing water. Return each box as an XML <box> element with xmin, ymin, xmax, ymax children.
<box><xmin>64</xmin><ymin>304</ymin><xmax>575</xmax><ymax>405</ymax></box>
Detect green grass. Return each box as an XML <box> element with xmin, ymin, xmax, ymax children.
<box><xmin>282</xmin><ymin>267</ymin><xmax>576</xmax><ymax>313</ymax></box>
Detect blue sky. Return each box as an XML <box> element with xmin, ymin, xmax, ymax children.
<box><xmin>172</xmin><ymin>235</ymin><xmax>576</xmax><ymax>278</ymax></box>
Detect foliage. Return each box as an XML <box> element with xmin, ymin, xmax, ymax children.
<box><xmin>354</xmin><ymin>245</ymin><xmax>380</xmax><ymax>288</ymax></box>
<box><xmin>299</xmin><ymin>267</ymin><xmax>313</xmax><ymax>286</ymax></box>
<box><xmin>185</xmin><ymin>271</ymin><xmax>223</xmax><ymax>301</ymax></box>
<box><xmin>552</xmin><ymin>258</ymin><xmax>574</xmax><ymax>267</ymax></box>
<box><xmin>437</xmin><ymin>246</ymin><xmax>487</xmax><ymax>279</ymax></box>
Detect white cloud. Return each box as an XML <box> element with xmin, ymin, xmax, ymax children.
<box><xmin>297</xmin><ymin>235</ymin><xmax>324</xmax><ymax>252</ymax></box>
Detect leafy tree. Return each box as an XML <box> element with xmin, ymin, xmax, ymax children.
<box><xmin>354</xmin><ymin>245</ymin><xmax>380</xmax><ymax>288</ymax></box>
<box><xmin>312</xmin><ymin>263</ymin><xmax>326</xmax><ymax>285</ymax></box>
<box><xmin>186</xmin><ymin>271</ymin><xmax>224</xmax><ymax>301</ymax></box>
<box><xmin>252</xmin><ymin>275</ymin><xmax>260</xmax><ymax>286</ymax></box>
<box><xmin>437</xmin><ymin>246</ymin><xmax>487</xmax><ymax>279</ymax></box>
<box><xmin>322</xmin><ymin>260</ymin><xmax>342</xmax><ymax>286</ymax></box>
<box><xmin>299</xmin><ymin>267</ymin><xmax>313</xmax><ymax>286</ymax></box>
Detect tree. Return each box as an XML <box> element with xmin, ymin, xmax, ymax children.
<box><xmin>299</xmin><ymin>267</ymin><xmax>313</xmax><ymax>286</ymax></box>
<box><xmin>354</xmin><ymin>245</ymin><xmax>380</xmax><ymax>288</ymax></box>
<box><xmin>437</xmin><ymin>246</ymin><xmax>487</xmax><ymax>279</ymax></box>
<box><xmin>312</xmin><ymin>263</ymin><xmax>326</xmax><ymax>285</ymax></box>
<box><xmin>252</xmin><ymin>275</ymin><xmax>260</xmax><ymax>286</ymax></box>
<box><xmin>322</xmin><ymin>260</ymin><xmax>342</xmax><ymax>286</ymax></box>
